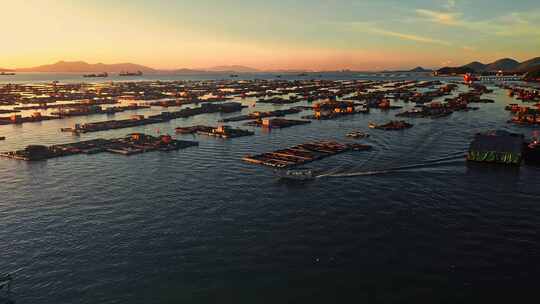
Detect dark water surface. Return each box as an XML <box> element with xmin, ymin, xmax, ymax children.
<box><xmin>1</xmin><ymin>74</ymin><xmax>540</xmax><ymax>303</ymax></box>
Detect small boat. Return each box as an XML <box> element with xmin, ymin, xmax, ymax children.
<box><xmin>0</xmin><ymin>136</ymin><xmax>5</xmax><ymax>141</ymax></box>
<box><xmin>275</xmin><ymin>169</ymin><xmax>315</xmax><ymax>180</ymax></box>
<box><xmin>346</xmin><ymin>131</ymin><xmax>369</xmax><ymax>139</ymax></box>
<box><xmin>368</xmin><ymin>122</ymin><xmax>377</xmax><ymax>129</ymax></box>
<box><xmin>0</xmin><ymin>72</ymin><xmax>15</xmax><ymax>76</ymax></box>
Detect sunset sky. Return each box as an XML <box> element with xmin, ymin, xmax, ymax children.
<box><xmin>2</xmin><ymin>0</ymin><xmax>539</xmax><ymax>70</ymax></box>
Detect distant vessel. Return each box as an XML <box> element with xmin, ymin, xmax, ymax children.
<box><xmin>298</xmin><ymin>73</ymin><xmax>308</xmax><ymax>77</ymax></box>
<box><xmin>119</xmin><ymin>71</ymin><xmax>143</xmax><ymax>76</ymax></box>
<box><xmin>0</xmin><ymin>72</ymin><xmax>15</xmax><ymax>76</ymax></box>
<box><xmin>83</xmin><ymin>72</ymin><xmax>108</xmax><ymax>78</ymax></box>
<box><xmin>230</xmin><ymin>74</ymin><xmax>239</xmax><ymax>78</ymax></box>
<box><xmin>275</xmin><ymin>169</ymin><xmax>315</xmax><ymax>180</ymax></box>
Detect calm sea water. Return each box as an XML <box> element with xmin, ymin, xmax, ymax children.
<box><xmin>1</xmin><ymin>73</ymin><xmax>540</xmax><ymax>303</ymax></box>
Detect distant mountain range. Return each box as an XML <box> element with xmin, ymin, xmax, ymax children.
<box><xmin>409</xmin><ymin>66</ymin><xmax>433</xmax><ymax>73</ymax></box>
<box><xmin>381</xmin><ymin>67</ymin><xmax>432</xmax><ymax>73</ymax></box>
<box><xmin>7</xmin><ymin>61</ymin><xmax>266</xmax><ymax>74</ymax></box>
<box><xmin>166</xmin><ymin>68</ymin><xmax>204</xmax><ymax>74</ymax></box>
<box><xmin>14</xmin><ymin>61</ymin><xmax>158</xmax><ymax>73</ymax></box>
<box><xmin>438</xmin><ymin>57</ymin><xmax>540</xmax><ymax>75</ymax></box>
<box><xmin>205</xmin><ymin>65</ymin><xmax>260</xmax><ymax>73</ymax></box>
<box><xmin>4</xmin><ymin>58</ymin><xmax>539</xmax><ymax>75</ymax></box>
<box><xmin>515</xmin><ymin>57</ymin><xmax>540</xmax><ymax>73</ymax></box>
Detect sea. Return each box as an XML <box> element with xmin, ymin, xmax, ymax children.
<box><xmin>1</xmin><ymin>72</ymin><xmax>539</xmax><ymax>303</ymax></box>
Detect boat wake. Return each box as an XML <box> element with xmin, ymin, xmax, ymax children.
<box><xmin>317</xmin><ymin>153</ymin><xmax>466</xmax><ymax>178</ymax></box>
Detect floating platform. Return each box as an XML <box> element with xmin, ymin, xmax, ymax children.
<box><xmin>257</xmin><ymin>96</ymin><xmax>302</xmax><ymax>104</ymax></box>
<box><xmin>175</xmin><ymin>125</ymin><xmax>254</xmax><ymax>139</ymax></box>
<box><xmin>245</xmin><ymin>118</ymin><xmax>311</xmax><ymax>129</ymax></box>
<box><xmin>467</xmin><ymin>130</ymin><xmax>524</xmax><ymax>165</ymax></box>
<box><xmin>0</xmin><ymin>133</ymin><xmax>198</xmax><ymax>161</ymax></box>
<box><xmin>51</xmin><ymin>104</ymin><xmax>150</xmax><ymax>117</ymax></box>
<box><xmin>13</xmin><ymin>99</ymin><xmax>118</xmax><ymax>111</ymax></box>
<box><xmin>302</xmin><ymin>100</ymin><xmax>369</xmax><ymax>120</ymax></box>
<box><xmin>0</xmin><ymin>110</ymin><xmax>20</xmax><ymax>114</ymax></box>
<box><xmin>61</xmin><ymin>102</ymin><xmax>245</xmax><ymax>133</ymax></box>
<box><xmin>302</xmin><ymin>108</ymin><xmax>369</xmax><ymax>120</ymax></box>
<box><xmin>220</xmin><ymin>108</ymin><xmax>303</xmax><ymax>123</ymax></box>
<box><xmin>0</xmin><ymin>113</ymin><xmax>59</xmax><ymax>125</ymax></box>
<box><xmin>243</xmin><ymin>141</ymin><xmax>372</xmax><ymax>168</ymax></box>
<box><xmin>508</xmin><ymin>107</ymin><xmax>540</xmax><ymax>126</ymax></box>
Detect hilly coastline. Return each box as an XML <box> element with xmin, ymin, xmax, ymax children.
<box><xmin>10</xmin><ymin>61</ymin><xmax>263</xmax><ymax>74</ymax></box>
<box><xmin>438</xmin><ymin>57</ymin><xmax>540</xmax><ymax>75</ymax></box>
<box><xmin>206</xmin><ymin>65</ymin><xmax>260</xmax><ymax>73</ymax></box>
<box><xmin>15</xmin><ymin>61</ymin><xmax>158</xmax><ymax>73</ymax></box>
<box><xmin>4</xmin><ymin>57</ymin><xmax>540</xmax><ymax>75</ymax></box>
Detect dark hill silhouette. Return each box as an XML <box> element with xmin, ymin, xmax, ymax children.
<box><xmin>15</xmin><ymin>61</ymin><xmax>157</xmax><ymax>73</ymax></box>
<box><xmin>438</xmin><ymin>57</ymin><xmax>539</xmax><ymax>74</ymax></box>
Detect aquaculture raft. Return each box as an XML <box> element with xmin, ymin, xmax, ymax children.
<box><xmin>175</xmin><ymin>125</ymin><xmax>254</xmax><ymax>138</ymax></box>
<box><xmin>467</xmin><ymin>130</ymin><xmax>524</xmax><ymax>165</ymax></box>
<box><xmin>245</xmin><ymin>118</ymin><xmax>311</xmax><ymax>129</ymax></box>
<box><xmin>0</xmin><ymin>133</ymin><xmax>198</xmax><ymax>161</ymax></box>
<box><xmin>243</xmin><ymin>141</ymin><xmax>372</xmax><ymax>168</ymax></box>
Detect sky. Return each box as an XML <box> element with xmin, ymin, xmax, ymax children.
<box><xmin>1</xmin><ymin>0</ymin><xmax>539</xmax><ymax>70</ymax></box>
